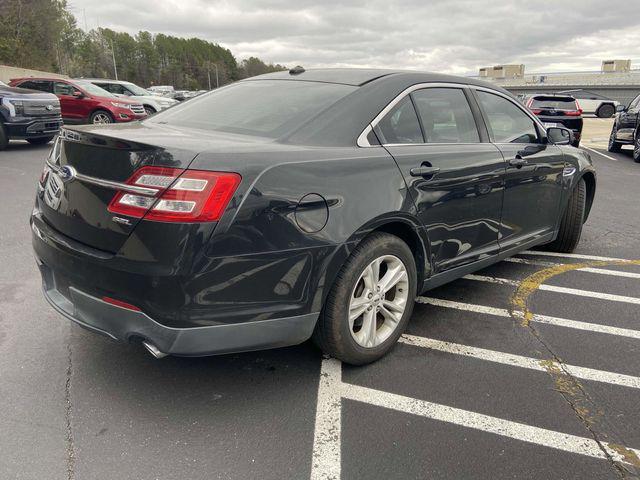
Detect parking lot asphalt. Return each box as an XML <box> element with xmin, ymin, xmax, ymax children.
<box><xmin>1</xmin><ymin>122</ymin><xmax>640</xmax><ymax>480</ymax></box>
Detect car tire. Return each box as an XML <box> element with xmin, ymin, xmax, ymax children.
<box><xmin>144</xmin><ymin>106</ymin><xmax>156</xmax><ymax>116</ymax></box>
<box><xmin>633</xmin><ymin>131</ymin><xmax>640</xmax><ymax>163</ymax></box>
<box><xmin>26</xmin><ymin>136</ymin><xmax>55</xmax><ymax>145</ymax></box>
<box><xmin>608</xmin><ymin>125</ymin><xmax>622</xmax><ymax>153</ymax></box>
<box><xmin>312</xmin><ymin>232</ymin><xmax>417</xmax><ymax>365</ymax></box>
<box><xmin>89</xmin><ymin>110</ymin><xmax>114</xmax><ymax>124</ymax></box>
<box><xmin>597</xmin><ymin>104</ymin><xmax>615</xmax><ymax>118</ymax></box>
<box><xmin>0</xmin><ymin>123</ymin><xmax>8</xmax><ymax>150</ymax></box>
<box><xmin>544</xmin><ymin>178</ymin><xmax>586</xmax><ymax>253</ymax></box>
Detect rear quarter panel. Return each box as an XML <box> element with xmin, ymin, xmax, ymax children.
<box><xmin>185</xmin><ymin>145</ymin><xmax>420</xmax><ymax>319</ymax></box>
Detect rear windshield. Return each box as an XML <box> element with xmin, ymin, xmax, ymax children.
<box><xmin>149</xmin><ymin>80</ymin><xmax>357</xmax><ymax>138</ymax></box>
<box><xmin>530</xmin><ymin>97</ymin><xmax>578</xmax><ymax>110</ymax></box>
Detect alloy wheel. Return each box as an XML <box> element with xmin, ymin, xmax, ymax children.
<box><xmin>348</xmin><ymin>255</ymin><xmax>409</xmax><ymax>348</ymax></box>
<box><xmin>634</xmin><ymin>135</ymin><xmax>640</xmax><ymax>162</ymax></box>
<box><xmin>92</xmin><ymin>113</ymin><xmax>112</xmax><ymax>124</ymax></box>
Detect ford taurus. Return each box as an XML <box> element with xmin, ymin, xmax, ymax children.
<box><xmin>31</xmin><ymin>68</ymin><xmax>596</xmax><ymax>364</ymax></box>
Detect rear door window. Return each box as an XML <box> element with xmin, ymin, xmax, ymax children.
<box><xmin>376</xmin><ymin>96</ymin><xmax>424</xmax><ymax>144</ymax></box>
<box><xmin>18</xmin><ymin>80</ymin><xmax>52</xmax><ymax>93</ymax></box>
<box><xmin>477</xmin><ymin>91</ymin><xmax>540</xmax><ymax>144</ymax></box>
<box><xmin>411</xmin><ymin>88</ymin><xmax>479</xmax><ymax>143</ymax></box>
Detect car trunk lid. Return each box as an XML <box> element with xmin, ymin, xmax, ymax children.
<box><xmin>37</xmin><ymin>123</ymin><xmax>249</xmax><ymax>253</ymax></box>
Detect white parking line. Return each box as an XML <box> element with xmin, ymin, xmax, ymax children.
<box><xmin>340</xmin><ymin>375</ymin><xmax>640</xmax><ymax>466</ymax></box>
<box><xmin>464</xmin><ymin>274</ymin><xmax>640</xmax><ymax>305</ymax></box>
<box><xmin>521</xmin><ymin>251</ymin><xmax>630</xmax><ymax>262</ymax></box>
<box><xmin>416</xmin><ymin>297</ymin><xmax>640</xmax><ymax>340</ymax></box>
<box><xmin>399</xmin><ymin>335</ymin><xmax>640</xmax><ymax>389</ymax></box>
<box><xmin>311</xmin><ymin>358</ymin><xmax>640</xmax><ymax>479</ymax></box>
<box><xmin>505</xmin><ymin>257</ymin><xmax>640</xmax><ymax>279</ymax></box>
<box><xmin>581</xmin><ymin>146</ymin><xmax>619</xmax><ymax>161</ymax></box>
<box><xmin>311</xmin><ymin>358</ymin><xmax>342</xmax><ymax>480</ymax></box>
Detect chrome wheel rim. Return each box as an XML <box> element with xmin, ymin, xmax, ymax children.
<box><xmin>634</xmin><ymin>136</ymin><xmax>640</xmax><ymax>159</ymax></box>
<box><xmin>92</xmin><ymin>113</ymin><xmax>111</xmax><ymax>124</ymax></box>
<box><xmin>348</xmin><ymin>255</ymin><xmax>409</xmax><ymax>348</ymax></box>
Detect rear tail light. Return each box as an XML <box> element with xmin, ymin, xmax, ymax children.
<box><xmin>108</xmin><ymin>166</ymin><xmax>241</xmax><ymax>223</ymax></box>
<box><xmin>563</xmin><ymin>109</ymin><xmax>582</xmax><ymax>116</ymax></box>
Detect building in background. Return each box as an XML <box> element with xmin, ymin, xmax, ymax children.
<box><xmin>479</xmin><ymin>64</ymin><xmax>525</xmax><ymax>79</ymax></box>
<box><xmin>601</xmin><ymin>59</ymin><xmax>631</xmax><ymax>73</ymax></box>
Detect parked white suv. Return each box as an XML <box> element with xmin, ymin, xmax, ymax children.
<box><xmin>558</xmin><ymin>89</ymin><xmax>620</xmax><ymax>118</ymax></box>
<box><xmin>85</xmin><ymin>79</ymin><xmax>178</xmax><ymax>115</ymax></box>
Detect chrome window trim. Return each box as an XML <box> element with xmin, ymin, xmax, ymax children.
<box><xmin>356</xmin><ymin>82</ymin><xmax>547</xmax><ymax>148</ymax></box>
<box><xmin>45</xmin><ymin>159</ymin><xmax>159</xmax><ymax>196</ymax></box>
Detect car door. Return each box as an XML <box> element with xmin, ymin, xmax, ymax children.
<box><xmin>618</xmin><ymin>94</ymin><xmax>640</xmax><ymax>141</ymax></box>
<box><xmin>52</xmin><ymin>81</ymin><xmax>81</xmax><ymax>122</ymax></box>
<box><xmin>472</xmin><ymin>89</ymin><xmax>565</xmax><ymax>251</ymax></box>
<box><xmin>375</xmin><ymin>86</ymin><xmax>506</xmax><ymax>273</ymax></box>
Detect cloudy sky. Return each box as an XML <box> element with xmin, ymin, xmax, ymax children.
<box><xmin>68</xmin><ymin>0</ymin><xmax>640</xmax><ymax>75</ymax></box>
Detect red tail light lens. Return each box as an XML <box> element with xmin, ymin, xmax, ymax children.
<box><xmin>108</xmin><ymin>166</ymin><xmax>241</xmax><ymax>223</ymax></box>
<box><xmin>563</xmin><ymin>109</ymin><xmax>582</xmax><ymax>116</ymax></box>
<box><xmin>530</xmin><ymin>109</ymin><xmax>542</xmax><ymax>115</ymax></box>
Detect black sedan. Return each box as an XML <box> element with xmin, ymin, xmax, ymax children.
<box><xmin>32</xmin><ymin>69</ymin><xmax>596</xmax><ymax>365</ymax></box>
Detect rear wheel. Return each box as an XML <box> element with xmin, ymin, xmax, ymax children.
<box><xmin>26</xmin><ymin>136</ymin><xmax>54</xmax><ymax>145</ymax></box>
<box><xmin>0</xmin><ymin>123</ymin><xmax>8</xmax><ymax>150</ymax></box>
<box><xmin>89</xmin><ymin>110</ymin><xmax>113</xmax><ymax>125</ymax></box>
<box><xmin>313</xmin><ymin>232</ymin><xmax>417</xmax><ymax>365</ymax></box>
<box><xmin>608</xmin><ymin>124</ymin><xmax>622</xmax><ymax>153</ymax></box>
<box><xmin>544</xmin><ymin>178</ymin><xmax>586</xmax><ymax>253</ymax></box>
<box><xmin>597</xmin><ymin>104</ymin><xmax>615</xmax><ymax>118</ymax></box>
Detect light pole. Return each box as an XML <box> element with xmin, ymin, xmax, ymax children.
<box><xmin>110</xmin><ymin>40</ymin><xmax>118</xmax><ymax>80</ymax></box>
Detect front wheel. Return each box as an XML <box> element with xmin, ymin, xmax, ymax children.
<box><xmin>26</xmin><ymin>136</ymin><xmax>54</xmax><ymax>145</ymax></box>
<box><xmin>0</xmin><ymin>123</ymin><xmax>8</xmax><ymax>150</ymax></box>
<box><xmin>544</xmin><ymin>178</ymin><xmax>586</xmax><ymax>253</ymax></box>
<box><xmin>634</xmin><ymin>131</ymin><xmax>640</xmax><ymax>163</ymax></box>
<box><xmin>608</xmin><ymin>125</ymin><xmax>622</xmax><ymax>153</ymax></box>
<box><xmin>89</xmin><ymin>110</ymin><xmax>113</xmax><ymax>125</ymax></box>
<box><xmin>144</xmin><ymin>106</ymin><xmax>156</xmax><ymax>116</ymax></box>
<box><xmin>313</xmin><ymin>232</ymin><xmax>417</xmax><ymax>365</ymax></box>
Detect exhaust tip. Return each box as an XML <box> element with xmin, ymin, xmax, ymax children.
<box><xmin>142</xmin><ymin>341</ymin><xmax>168</xmax><ymax>359</ymax></box>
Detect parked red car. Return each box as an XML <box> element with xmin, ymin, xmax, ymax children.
<box><xmin>9</xmin><ymin>77</ymin><xmax>147</xmax><ymax>124</ymax></box>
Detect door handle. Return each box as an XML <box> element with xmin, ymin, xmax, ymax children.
<box><xmin>410</xmin><ymin>165</ymin><xmax>440</xmax><ymax>178</ymax></box>
<box><xmin>509</xmin><ymin>156</ymin><xmax>528</xmax><ymax>168</ymax></box>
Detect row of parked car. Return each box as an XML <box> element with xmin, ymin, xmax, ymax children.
<box><xmin>517</xmin><ymin>89</ymin><xmax>640</xmax><ymax>161</ymax></box>
<box><xmin>0</xmin><ymin>77</ymin><xmax>180</xmax><ymax>149</ymax></box>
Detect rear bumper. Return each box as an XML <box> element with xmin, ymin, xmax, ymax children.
<box><xmin>38</xmin><ymin>260</ymin><xmax>318</xmax><ymax>356</ymax></box>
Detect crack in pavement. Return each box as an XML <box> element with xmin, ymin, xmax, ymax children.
<box><xmin>65</xmin><ymin>337</ymin><xmax>76</xmax><ymax>480</ymax></box>
<box><xmin>509</xmin><ymin>259</ymin><xmax>640</xmax><ymax>479</ymax></box>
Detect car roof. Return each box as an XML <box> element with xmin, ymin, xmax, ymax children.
<box><xmin>79</xmin><ymin>78</ymin><xmax>131</xmax><ymax>84</ymax></box>
<box><xmin>245</xmin><ymin>68</ymin><xmax>507</xmax><ymax>92</ymax></box>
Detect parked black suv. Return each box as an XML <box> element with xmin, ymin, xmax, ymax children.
<box><xmin>0</xmin><ymin>80</ymin><xmax>62</xmax><ymax>149</ymax></box>
<box><xmin>608</xmin><ymin>92</ymin><xmax>640</xmax><ymax>162</ymax></box>
<box><xmin>523</xmin><ymin>94</ymin><xmax>583</xmax><ymax>147</ymax></box>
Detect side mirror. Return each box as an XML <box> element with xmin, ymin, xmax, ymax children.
<box><xmin>72</xmin><ymin>90</ymin><xmax>84</xmax><ymax>99</ymax></box>
<box><xmin>616</xmin><ymin>104</ymin><xmax>626</xmax><ymax>113</ymax></box>
<box><xmin>547</xmin><ymin>127</ymin><xmax>573</xmax><ymax>146</ymax></box>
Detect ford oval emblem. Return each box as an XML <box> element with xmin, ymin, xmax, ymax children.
<box><xmin>58</xmin><ymin>165</ymin><xmax>77</xmax><ymax>183</ymax></box>
<box><xmin>46</xmin><ymin>104</ymin><xmax>53</xmax><ymax>111</ymax></box>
